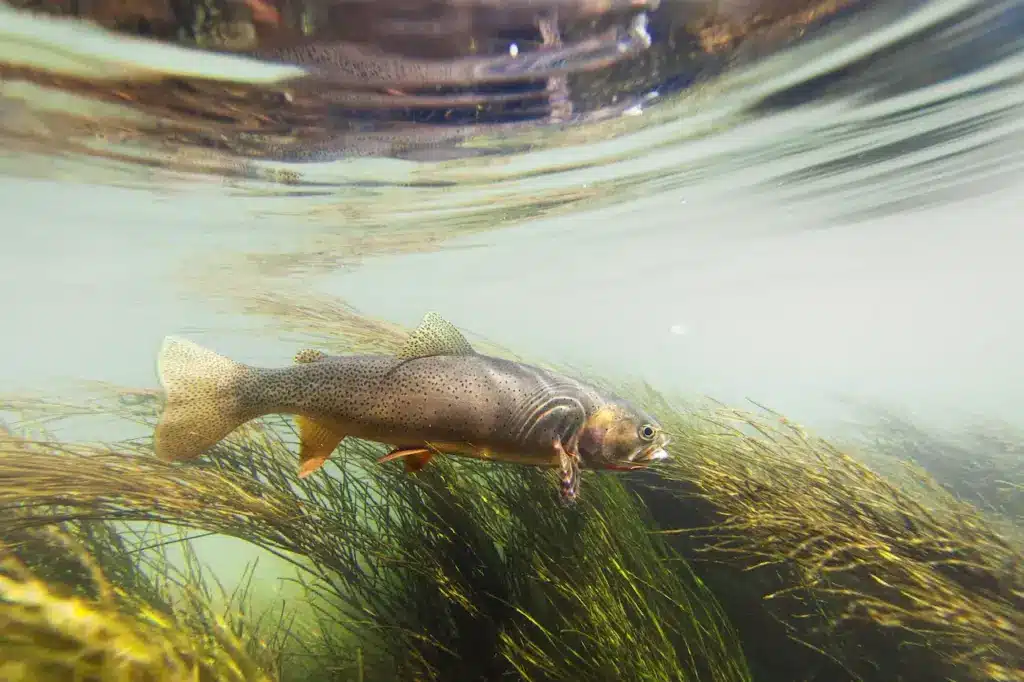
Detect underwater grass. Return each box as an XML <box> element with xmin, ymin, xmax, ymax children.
<box><xmin>0</xmin><ymin>396</ymin><xmax>751</xmax><ymax>682</ymax></box>
<box><xmin>2</xmin><ymin>300</ymin><xmax>1021</xmax><ymax>682</ymax></box>
<box><xmin>0</xmin><ymin>518</ymin><xmax>276</xmax><ymax>682</ymax></box>
<box><xmin>6</xmin><ymin>388</ymin><xmax>1022</xmax><ymax>682</ymax></box>
<box><xmin>632</xmin><ymin>394</ymin><xmax>1024</xmax><ymax>682</ymax></box>
<box><xmin>848</xmin><ymin>408</ymin><xmax>1024</xmax><ymax>523</ymax></box>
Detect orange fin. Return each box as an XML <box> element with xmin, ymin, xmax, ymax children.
<box><xmin>244</xmin><ymin>0</ymin><xmax>281</xmax><ymax>26</ymax></box>
<box><xmin>404</xmin><ymin>451</ymin><xmax>433</xmax><ymax>473</ymax></box>
<box><xmin>377</xmin><ymin>447</ymin><xmax>433</xmax><ymax>473</ymax></box>
<box><xmin>295</xmin><ymin>416</ymin><xmax>346</xmax><ymax>479</ymax></box>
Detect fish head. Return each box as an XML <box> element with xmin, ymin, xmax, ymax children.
<box><xmin>575</xmin><ymin>401</ymin><xmax>670</xmax><ymax>470</ymax></box>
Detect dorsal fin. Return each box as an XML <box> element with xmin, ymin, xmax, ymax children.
<box><xmin>397</xmin><ymin>312</ymin><xmax>476</xmax><ymax>359</ymax></box>
<box><xmin>294</xmin><ymin>348</ymin><xmax>327</xmax><ymax>364</ymax></box>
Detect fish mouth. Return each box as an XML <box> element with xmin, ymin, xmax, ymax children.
<box><xmin>631</xmin><ymin>441</ymin><xmax>671</xmax><ymax>465</ymax></box>
<box><xmin>640</xmin><ymin>447</ymin><xmax>669</xmax><ymax>463</ymax></box>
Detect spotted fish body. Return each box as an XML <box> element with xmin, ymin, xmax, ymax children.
<box><xmin>154</xmin><ymin>312</ymin><xmax>670</xmax><ymax>501</ymax></box>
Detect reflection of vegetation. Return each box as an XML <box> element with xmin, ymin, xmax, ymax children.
<box><xmin>183</xmin><ymin>183</ymin><xmax>607</xmax><ymax>287</ymax></box>
<box><xmin>0</xmin><ymin>0</ymin><xmax>863</xmax><ymax>178</ymax></box>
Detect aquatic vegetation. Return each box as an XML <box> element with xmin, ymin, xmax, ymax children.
<box><xmin>0</xmin><ymin>400</ymin><xmax>750</xmax><ymax>682</ymax></box>
<box><xmin>1</xmin><ymin>307</ymin><xmax>1021</xmax><ymax>682</ymax></box>
<box><xmin>0</xmin><ymin>513</ymin><xmax>277</xmax><ymax>682</ymax></box>
<box><xmin>639</xmin><ymin>397</ymin><xmax>1024</xmax><ymax>682</ymax></box>
<box><xmin>850</xmin><ymin>409</ymin><xmax>1024</xmax><ymax>522</ymax></box>
<box><xmin>179</xmin><ymin>289</ymin><xmax>518</xmax><ymax>362</ymax></box>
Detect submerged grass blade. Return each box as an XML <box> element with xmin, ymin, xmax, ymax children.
<box><xmin>3</xmin><ymin>283</ymin><xmax>1020</xmax><ymax>682</ymax></box>
<box><xmin>0</xmin><ymin>522</ymin><xmax>275</xmax><ymax>682</ymax></box>
<box><xmin>643</xmin><ymin>402</ymin><xmax>1023</xmax><ymax>682</ymax></box>
<box><xmin>0</xmin><ymin>398</ymin><xmax>751</xmax><ymax>682</ymax></box>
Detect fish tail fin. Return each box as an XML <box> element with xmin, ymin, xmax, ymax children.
<box><xmin>154</xmin><ymin>336</ymin><xmax>251</xmax><ymax>462</ymax></box>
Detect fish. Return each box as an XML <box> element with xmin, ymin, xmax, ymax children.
<box><xmin>152</xmin><ymin>312</ymin><xmax>670</xmax><ymax>503</ymax></box>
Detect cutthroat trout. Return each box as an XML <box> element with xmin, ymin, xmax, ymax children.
<box><xmin>153</xmin><ymin>312</ymin><xmax>669</xmax><ymax>502</ymax></box>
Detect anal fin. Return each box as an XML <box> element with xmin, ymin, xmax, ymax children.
<box><xmin>295</xmin><ymin>416</ymin><xmax>347</xmax><ymax>479</ymax></box>
<box><xmin>377</xmin><ymin>447</ymin><xmax>433</xmax><ymax>473</ymax></box>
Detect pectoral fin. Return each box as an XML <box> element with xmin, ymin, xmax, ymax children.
<box><xmin>295</xmin><ymin>416</ymin><xmax>347</xmax><ymax>479</ymax></box>
<box><xmin>377</xmin><ymin>447</ymin><xmax>434</xmax><ymax>473</ymax></box>
<box><xmin>554</xmin><ymin>438</ymin><xmax>581</xmax><ymax>505</ymax></box>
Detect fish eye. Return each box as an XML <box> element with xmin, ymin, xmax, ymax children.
<box><xmin>638</xmin><ymin>424</ymin><xmax>657</xmax><ymax>442</ymax></box>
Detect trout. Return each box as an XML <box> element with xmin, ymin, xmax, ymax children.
<box><xmin>153</xmin><ymin>312</ymin><xmax>669</xmax><ymax>502</ymax></box>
